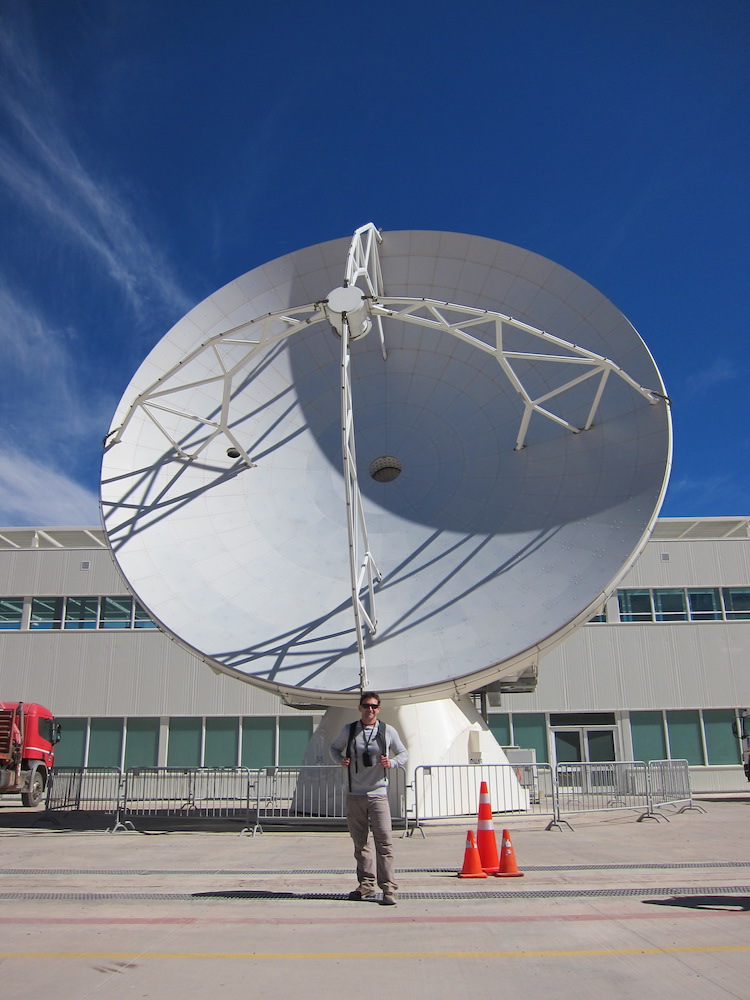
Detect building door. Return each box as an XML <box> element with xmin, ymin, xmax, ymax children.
<box><xmin>551</xmin><ymin>714</ymin><xmax>618</xmax><ymax>790</ymax></box>
<box><xmin>553</xmin><ymin>727</ymin><xmax>617</xmax><ymax>765</ymax></box>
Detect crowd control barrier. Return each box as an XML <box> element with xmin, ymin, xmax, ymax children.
<box><xmin>409</xmin><ymin>763</ymin><xmax>556</xmax><ymax>833</ymax></box>
<box><xmin>555</xmin><ymin>761</ymin><xmax>650</xmax><ymax>818</ymax></box>
<box><xmin>643</xmin><ymin>759</ymin><xmax>700</xmax><ymax>819</ymax></box>
<box><xmin>254</xmin><ymin>764</ymin><xmax>408</xmax><ymax>832</ymax></box>
<box><xmin>46</xmin><ymin>766</ymin><xmax>122</xmax><ymax>816</ymax></box>
<box><xmin>113</xmin><ymin>767</ymin><xmax>255</xmax><ymax>832</ymax></box>
<box><xmin>46</xmin><ymin>757</ymin><xmax>698</xmax><ymax>833</ymax></box>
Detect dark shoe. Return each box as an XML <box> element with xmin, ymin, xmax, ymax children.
<box><xmin>380</xmin><ymin>893</ymin><xmax>397</xmax><ymax>906</ymax></box>
<box><xmin>348</xmin><ymin>888</ymin><xmax>376</xmax><ymax>901</ymax></box>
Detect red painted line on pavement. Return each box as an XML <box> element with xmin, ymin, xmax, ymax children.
<box><xmin>0</xmin><ymin>910</ymin><xmax>740</xmax><ymax>927</ymax></box>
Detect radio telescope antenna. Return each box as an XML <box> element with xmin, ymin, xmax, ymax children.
<box><xmin>101</xmin><ymin>227</ymin><xmax>671</xmax><ymax>712</ymax></box>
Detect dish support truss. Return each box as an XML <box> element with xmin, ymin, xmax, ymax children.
<box><xmin>104</xmin><ymin>224</ymin><xmax>667</xmax><ymax>693</ymax></box>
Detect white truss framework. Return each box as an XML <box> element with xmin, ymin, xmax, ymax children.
<box><xmin>345</xmin><ymin>222</ymin><xmax>387</xmax><ymax>360</ymax></box>
<box><xmin>339</xmin><ymin>312</ymin><xmax>381</xmax><ymax>690</ymax></box>
<box><xmin>369</xmin><ymin>297</ymin><xmax>664</xmax><ymax>450</ymax></box>
<box><xmin>105</xmin><ymin>302</ymin><xmax>327</xmax><ymax>457</ymax></box>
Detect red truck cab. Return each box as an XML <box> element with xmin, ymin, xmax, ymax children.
<box><xmin>0</xmin><ymin>702</ymin><xmax>61</xmax><ymax>806</ymax></box>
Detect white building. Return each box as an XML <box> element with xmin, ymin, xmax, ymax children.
<box><xmin>0</xmin><ymin>517</ymin><xmax>748</xmax><ymax>791</ymax></box>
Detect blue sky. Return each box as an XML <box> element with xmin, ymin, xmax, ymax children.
<box><xmin>1</xmin><ymin>0</ymin><xmax>747</xmax><ymax>526</ymax></box>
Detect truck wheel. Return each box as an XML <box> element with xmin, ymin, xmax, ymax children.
<box><xmin>22</xmin><ymin>771</ymin><xmax>45</xmax><ymax>808</ymax></box>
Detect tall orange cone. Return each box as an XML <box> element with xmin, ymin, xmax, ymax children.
<box><xmin>476</xmin><ymin>781</ymin><xmax>500</xmax><ymax>873</ymax></box>
<box><xmin>458</xmin><ymin>830</ymin><xmax>488</xmax><ymax>878</ymax></box>
<box><xmin>494</xmin><ymin>828</ymin><xmax>524</xmax><ymax>877</ymax></box>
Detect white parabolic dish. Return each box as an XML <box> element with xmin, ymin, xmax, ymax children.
<box><xmin>100</xmin><ymin>230</ymin><xmax>672</xmax><ymax>706</ymax></box>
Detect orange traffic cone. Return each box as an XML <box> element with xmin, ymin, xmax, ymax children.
<box><xmin>494</xmin><ymin>828</ymin><xmax>524</xmax><ymax>877</ymax></box>
<box><xmin>476</xmin><ymin>781</ymin><xmax>500</xmax><ymax>873</ymax></box>
<box><xmin>458</xmin><ymin>830</ymin><xmax>488</xmax><ymax>878</ymax></box>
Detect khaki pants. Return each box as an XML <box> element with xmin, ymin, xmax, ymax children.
<box><xmin>346</xmin><ymin>793</ymin><xmax>398</xmax><ymax>894</ymax></box>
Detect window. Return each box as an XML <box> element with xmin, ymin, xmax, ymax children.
<box><xmin>722</xmin><ymin>587</ymin><xmax>750</xmax><ymax>620</ymax></box>
<box><xmin>617</xmin><ymin>590</ymin><xmax>652</xmax><ymax>622</ymax></box>
<box><xmin>53</xmin><ymin>718</ymin><xmax>87</xmax><ymax>767</ymax></box>
<box><xmin>30</xmin><ymin>597</ymin><xmax>63</xmax><ymax>630</ymax></box>
<box><xmin>666</xmin><ymin>710</ymin><xmax>703</xmax><ymax>765</ymax></box>
<box><xmin>278</xmin><ymin>717</ymin><xmax>313</xmax><ymax>766</ymax></box>
<box><xmin>652</xmin><ymin>589</ymin><xmax>687</xmax><ymax>622</ymax></box>
<box><xmin>241</xmin><ymin>717</ymin><xmax>275</xmax><ymax>768</ymax></box>
<box><xmin>688</xmin><ymin>589</ymin><xmax>722</xmax><ymax>621</ymax></box>
<box><xmin>702</xmin><ymin>710</ymin><xmax>741</xmax><ymax>765</ymax></box>
<box><xmin>100</xmin><ymin>596</ymin><xmax>133</xmax><ymax>629</ymax></box>
<box><xmin>167</xmin><ymin>718</ymin><xmax>202</xmax><ymax>766</ymax></box>
<box><xmin>511</xmin><ymin>713</ymin><xmax>549</xmax><ymax>763</ymax></box>
<box><xmin>88</xmin><ymin>718</ymin><xmax>123</xmax><ymax>768</ymax></box>
<box><xmin>588</xmin><ymin>608</ymin><xmax>607</xmax><ymax>623</ymax></box>
<box><xmin>630</xmin><ymin>711</ymin><xmax>667</xmax><ymax>761</ymax></box>
<box><xmin>134</xmin><ymin>602</ymin><xmax>158</xmax><ymax>629</ymax></box>
<box><xmin>124</xmin><ymin>718</ymin><xmax>160</xmax><ymax>768</ymax></box>
<box><xmin>0</xmin><ymin>598</ymin><xmax>23</xmax><ymax>630</ymax></box>
<box><xmin>64</xmin><ymin>597</ymin><xmax>99</xmax><ymax>629</ymax></box>
<box><xmin>204</xmin><ymin>718</ymin><xmax>239</xmax><ymax>767</ymax></box>
<box><xmin>488</xmin><ymin>714</ymin><xmax>511</xmax><ymax>746</ymax></box>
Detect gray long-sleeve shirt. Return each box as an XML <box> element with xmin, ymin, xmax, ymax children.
<box><xmin>330</xmin><ymin>721</ymin><xmax>408</xmax><ymax>796</ymax></box>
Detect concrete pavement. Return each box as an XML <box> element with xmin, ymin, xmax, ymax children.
<box><xmin>1</xmin><ymin>796</ymin><xmax>749</xmax><ymax>999</ymax></box>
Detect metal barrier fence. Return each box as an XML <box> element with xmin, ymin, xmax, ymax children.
<box><xmin>646</xmin><ymin>759</ymin><xmax>693</xmax><ymax>813</ymax></box>
<box><xmin>254</xmin><ymin>765</ymin><xmax>408</xmax><ymax>831</ymax></box>
<box><xmin>46</xmin><ymin>758</ymin><xmax>696</xmax><ymax>832</ymax></box>
<box><xmin>554</xmin><ymin>761</ymin><xmax>650</xmax><ymax>818</ymax></box>
<box><xmin>114</xmin><ymin>767</ymin><xmax>254</xmax><ymax>832</ymax></box>
<box><xmin>410</xmin><ymin>763</ymin><xmax>556</xmax><ymax>832</ymax></box>
<box><xmin>47</xmin><ymin>766</ymin><xmax>123</xmax><ymax>814</ymax></box>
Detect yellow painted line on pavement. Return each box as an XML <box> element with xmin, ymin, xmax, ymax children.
<box><xmin>1</xmin><ymin>945</ymin><xmax>749</xmax><ymax>960</ymax></box>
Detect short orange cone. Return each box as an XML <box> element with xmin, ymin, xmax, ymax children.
<box><xmin>458</xmin><ymin>830</ymin><xmax>488</xmax><ymax>878</ymax></box>
<box><xmin>476</xmin><ymin>781</ymin><xmax>500</xmax><ymax>873</ymax></box>
<box><xmin>494</xmin><ymin>828</ymin><xmax>524</xmax><ymax>877</ymax></box>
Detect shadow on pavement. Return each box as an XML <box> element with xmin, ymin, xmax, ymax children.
<box><xmin>644</xmin><ymin>894</ymin><xmax>750</xmax><ymax>911</ymax></box>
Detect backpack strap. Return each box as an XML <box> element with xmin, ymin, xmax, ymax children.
<box><xmin>346</xmin><ymin>720</ymin><xmax>358</xmax><ymax>792</ymax></box>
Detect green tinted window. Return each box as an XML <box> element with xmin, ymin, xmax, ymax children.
<box><xmin>488</xmin><ymin>713</ymin><xmax>510</xmax><ymax>746</ymax></box>
<box><xmin>511</xmin><ymin>713</ymin><xmax>548</xmax><ymax>763</ymax></box>
<box><xmin>167</xmin><ymin>718</ymin><xmax>201</xmax><ymax>766</ymax></box>
<box><xmin>278</xmin><ymin>717</ymin><xmax>313</xmax><ymax>766</ymax></box>
<box><xmin>630</xmin><ymin>711</ymin><xmax>667</xmax><ymax>761</ymax></box>
<box><xmin>241</xmin><ymin>717</ymin><xmax>275</xmax><ymax>768</ymax></box>
<box><xmin>703</xmin><ymin>709</ymin><xmax>741</xmax><ymax>765</ymax></box>
<box><xmin>666</xmin><ymin>710</ymin><xmax>704</xmax><ymax>765</ymax></box>
<box><xmin>54</xmin><ymin>718</ymin><xmax>87</xmax><ymax>767</ymax></box>
<box><xmin>204</xmin><ymin>718</ymin><xmax>239</xmax><ymax>766</ymax></box>
<box><xmin>124</xmin><ymin>718</ymin><xmax>160</xmax><ymax>768</ymax></box>
<box><xmin>88</xmin><ymin>718</ymin><xmax>123</xmax><ymax>768</ymax></box>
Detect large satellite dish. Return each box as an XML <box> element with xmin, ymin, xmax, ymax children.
<box><xmin>101</xmin><ymin>226</ymin><xmax>671</xmax><ymax>709</ymax></box>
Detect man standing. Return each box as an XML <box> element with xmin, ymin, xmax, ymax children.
<box><xmin>330</xmin><ymin>692</ymin><xmax>408</xmax><ymax>905</ymax></box>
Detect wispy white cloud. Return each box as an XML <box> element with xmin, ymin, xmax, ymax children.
<box><xmin>0</xmin><ymin>448</ymin><xmax>99</xmax><ymax>526</ymax></box>
<box><xmin>0</xmin><ymin>12</ymin><xmax>193</xmax><ymax>323</ymax></box>
<box><xmin>0</xmin><ymin>281</ymin><xmax>112</xmax><ymax>447</ymax></box>
<box><xmin>682</xmin><ymin>357</ymin><xmax>739</xmax><ymax>401</ymax></box>
<box><xmin>665</xmin><ymin>471</ymin><xmax>747</xmax><ymax>516</ymax></box>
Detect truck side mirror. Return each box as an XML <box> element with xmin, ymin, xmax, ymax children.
<box><xmin>53</xmin><ymin>723</ymin><xmax>62</xmax><ymax>745</ymax></box>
